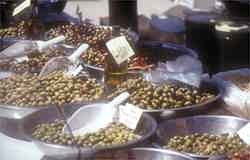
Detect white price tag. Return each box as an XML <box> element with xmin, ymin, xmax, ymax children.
<box><xmin>12</xmin><ymin>0</ymin><xmax>31</xmax><ymax>16</ymax></box>
<box><xmin>237</xmin><ymin>123</ymin><xmax>250</xmax><ymax>145</ymax></box>
<box><xmin>119</xmin><ymin>103</ymin><xmax>143</xmax><ymax>130</ymax></box>
<box><xmin>106</xmin><ymin>36</ymin><xmax>135</xmax><ymax>65</ymax></box>
<box><xmin>15</xmin><ymin>56</ymin><xmax>29</xmax><ymax>63</ymax></box>
<box><xmin>66</xmin><ymin>65</ymin><xmax>83</xmax><ymax>77</ymax></box>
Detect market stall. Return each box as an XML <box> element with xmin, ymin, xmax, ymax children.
<box><xmin>0</xmin><ymin>0</ymin><xmax>249</xmax><ymax>160</ymax></box>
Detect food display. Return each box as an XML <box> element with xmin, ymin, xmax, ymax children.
<box><xmin>228</xmin><ymin>147</ymin><xmax>250</xmax><ymax>160</ymax></box>
<box><xmin>0</xmin><ymin>21</ymin><xmax>29</xmax><ymax>39</ymax></box>
<box><xmin>0</xmin><ymin>71</ymin><xmax>103</xmax><ymax>107</ymax></box>
<box><xmin>32</xmin><ymin>120</ymin><xmax>140</xmax><ymax>147</ymax></box>
<box><xmin>108</xmin><ymin>77</ymin><xmax>215</xmax><ymax>110</ymax></box>
<box><xmin>0</xmin><ymin>47</ymin><xmax>68</xmax><ymax>74</ymax></box>
<box><xmin>83</xmin><ymin>47</ymin><xmax>154</xmax><ymax>71</ymax></box>
<box><xmin>47</xmin><ymin>23</ymin><xmax>114</xmax><ymax>47</ymax></box>
<box><xmin>164</xmin><ymin>133</ymin><xmax>248</xmax><ymax>156</ymax></box>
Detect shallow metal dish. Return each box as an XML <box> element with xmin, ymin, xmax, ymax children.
<box><xmin>143</xmin><ymin>80</ymin><xmax>222</xmax><ymax>120</ymax></box>
<box><xmin>83</xmin><ymin>41</ymin><xmax>198</xmax><ymax>80</ymax></box>
<box><xmin>156</xmin><ymin>115</ymin><xmax>249</xmax><ymax>159</ymax></box>
<box><xmin>21</xmin><ymin>104</ymin><xmax>157</xmax><ymax>159</ymax></box>
<box><xmin>93</xmin><ymin>147</ymin><xmax>194</xmax><ymax>160</ymax></box>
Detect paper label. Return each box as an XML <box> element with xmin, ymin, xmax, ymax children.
<box><xmin>237</xmin><ymin>123</ymin><xmax>250</xmax><ymax>145</ymax></box>
<box><xmin>119</xmin><ymin>103</ymin><xmax>143</xmax><ymax>130</ymax></box>
<box><xmin>12</xmin><ymin>0</ymin><xmax>31</xmax><ymax>16</ymax></box>
<box><xmin>15</xmin><ymin>56</ymin><xmax>29</xmax><ymax>63</ymax></box>
<box><xmin>106</xmin><ymin>36</ymin><xmax>135</xmax><ymax>65</ymax></box>
<box><xmin>66</xmin><ymin>65</ymin><xmax>83</xmax><ymax>77</ymax></box>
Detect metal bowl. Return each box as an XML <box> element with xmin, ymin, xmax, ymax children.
<box><xmin>156</xmin><ymin>115</ymin><xmax>249</xmax><ymax>159</ymax></box>
<box><xmin>83</xmin><ymin>41</ymin><xmax>198</xmax><ymax>80</ymax></box>
<box><xmin>143</xmin><ymin>80</ymin><xmax>222</xmax><ymax>120</ymax></box>
<box><xmin>21</xmin><ymin>104</ymin><xmax>157</xmax><ymax>159</ymax></box>
<box><xmin>93</xmin><ymin>148</ymin><xmax>194</xmax><ymax>160</ymax></box>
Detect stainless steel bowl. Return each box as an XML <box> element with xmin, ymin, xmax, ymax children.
<box><xmin>143</xmin><ymin>80</ymin><xmax>222</xmax><ymax>120</ymax></box>
<box><xmin>156</xmin><ymin>115</ymin><xmax>249</xmax><ymax>159</ymax></box>
<box><xmin>93</xmin><ymin>148</ymin><xmax>194</xmax><ymax>160</ymax></box>
<box><xmin>83</xmin><ymin>41</ymin><xmax>198</xmax><ymax>80</ymax></box>
<box><xmin>21</xmin><ymin>104</ymin><xmax>157</xmax><ymax>159</ymax></box>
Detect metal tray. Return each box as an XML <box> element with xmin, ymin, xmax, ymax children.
<box><xmin>156</xmin><ymin>115</ymin><xmax>249</xmax><ymax>159</ymax></box>
<box><xmin>21</xmin><ymin>104</ymin><xmax>157</xmax><ymax>159</ymax></box>
<box><xmin>93</xmin><ymin>148</ymin><xmax>194</xmax><ymax>160</ymax></box>
<box><xmin>83</xmin><ymin>41</ymin><xmax>198</xmax><ymax>80</ymax></box>
<box><xmin>142</xmin><ymin>80</ymin><xmax>222</xmax><ymax>120</ymax></box>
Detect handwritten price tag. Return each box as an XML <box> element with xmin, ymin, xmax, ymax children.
<box><xmin>66</xmin><ymin>65</ymin><xmax>83</xmax><ymax>77</ymax></box>
<box><xmin>13</xmin><ymin>0</ymin><xmax>31</xmax><ymax>16</ymax></box>
<box><xmin>106</xmin><ymin>36</ymin><xmax>135</xmax><ymax>65</ymax></box>
<box><xmin>119</xmin><ymin>103</ymin><xmax>143</xmax><ymax>130</ymax></box>
<box><xmin>15</xmin><ymin>56</ymin><xmax>29</xmax><ymax>63</ymax></box>
<box><xmin>237</xmin><ymin>123</ymin><xmax>250</xmax><ymax>145</ymax></box>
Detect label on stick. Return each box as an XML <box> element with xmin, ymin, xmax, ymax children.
<box><xmin>106</xmin><ymin>36</ymin><xmax>135</xmax><ymax>65</ymax></box>
<box><xmin>119</xmin><ymin>103</ymin><xmax>143</xmax><ymax>130</ymax></box>
<box><xmin>66</xmin><ymin>65</ymin><xmax>83</xmax><ymax>77</ymax></box>
<box><xmin>13</xmin><ymin>0</ymin><xmax>31</xmax><ymax>16</ymax></box>
<box><xmin>15</xmin><ymin>56</ymin><xmax>29</xmax><ymax>63</ymax></box>
<box><xmin>237</xmin><ymin>123</ymin><xmax>250</xmax><ymax>145</ymax></box>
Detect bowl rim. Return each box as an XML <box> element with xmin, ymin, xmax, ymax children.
<box><xmin>156</xmin><ymin>115</ymin><xmax>250</xmax><ymax>159</ymax></box>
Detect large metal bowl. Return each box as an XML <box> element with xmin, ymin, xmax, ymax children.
<box><xmin>83</xmin><ymin>41</ymin><xmax>198</xmax><ymax>80</ymax></box>
<box><xmin>156</xmin><ymin>115</ymin><xmax>249</xmax><ymax>159</ymax></box>
<box><xmin>143</xmin><ymin>80</ymin><xmax>222</xmax><ymax>120</ymax></box>
<box><xmin>93</xmin><ymin>148</ymin><xmax>194</xmax><ymax>160</ymax></box>
<box><xmin>21</xmin><ymin>104</ymin><xmax>157</xmax><ymax>159</ymax></box>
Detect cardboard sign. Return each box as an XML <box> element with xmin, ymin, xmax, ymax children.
<box><xmin>106</xmin><ymin>36</ymin><xmax>135</xmax><ymax>65</ymax></box>
<box><xmin>66</xmin><ymin>65</ymin><xmax>83</xmax><ymax>77</ymax></box>
<box><xmin>119</xmin><ymin>103</ymin><xmax>143</xmax><ymax>130</ymax></box>
<box><xmin>15</xmin><ymin>56</ymin><xmax>29</xmax><ymax>63</ymax></box>
<box><xmin>237</xmin><ymin>123</ymin><xmax>250</xmax><ymax>145</ymax></box>
<box><xmin>13</xmin><ymin>0</ymin><xmax>31</xmax><ymax>16</ymax></box>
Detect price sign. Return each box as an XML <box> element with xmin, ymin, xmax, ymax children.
<box><xmin>15</xmin><ymin>56</ymin><xmax>29</xmax><ymax>63</ymax></box>
<box><xmin>106</xmin><ymin>36</ymin><xmax>135</xmax><ymax>65</ymax></box>
<box><xmin>13</xmin><ymin>0</ymin><xmax>31</xmax><ymax>16</ymax></box>
<box><xmin>237</xmin><ymin>123</ymin><xmax>250</xmax><ymax>145</ymax></box>
<box><xmin>119</xmin><ymin>103</ymin><xmax>143</xmax><ymax>130</ymax></box>
<box><xmin>65</xmin><ymin>65</ymin><xmax>83</xmax><ymax>77</ymax></box>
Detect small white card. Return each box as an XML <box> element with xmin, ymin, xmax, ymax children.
<box><xmin>237</xmin><ymin>123</ymin><xmax>250</xmax><ymax>145</ymax></box>
<box><xmin>106</xmin><ymin>36</ymin><xmax>135</xmax><ymax>65</ymax></box>
<box><xmin>15</xmin><ymin>56</ymin><xmax>29</xmax><ymax>63</ymax></box>
<box><xmin>66</xmin><ymin>65</ymin><xmax>83</xmax><ymax>77</ymax></box>
<box><xmin>12</xmin><ymin>0</ymin><xmax>31</xmax><ymax>16</ymax></box>
<box><xmin>119</xmin><ymin>103</ymin><xmax>143</xmax><ymax>130</ymax></box>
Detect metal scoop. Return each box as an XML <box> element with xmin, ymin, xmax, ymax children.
<box><xmin>63</xmin><ymin>92</ymin><xmax>130</xmax><ymax>136</ymax></box>
<box><xmin>0</xmin><ymin>36</ymin><xmax>65</xmax><ymax>59</ymax></box>
<box><xmin>39</xmin><ymin>43</ymin><xmax>89</xmax><ymax>77</ymax></box>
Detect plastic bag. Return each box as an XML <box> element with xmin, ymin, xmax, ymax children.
<box><xmin>213</xmin><ymin>68</ymin><xmax>250</xmax><ymax>119</ymax></box>
<box><xmin>144</xmin><ymin>55</ymin><xmax>203</xmax><ymax>87</ymax></box>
